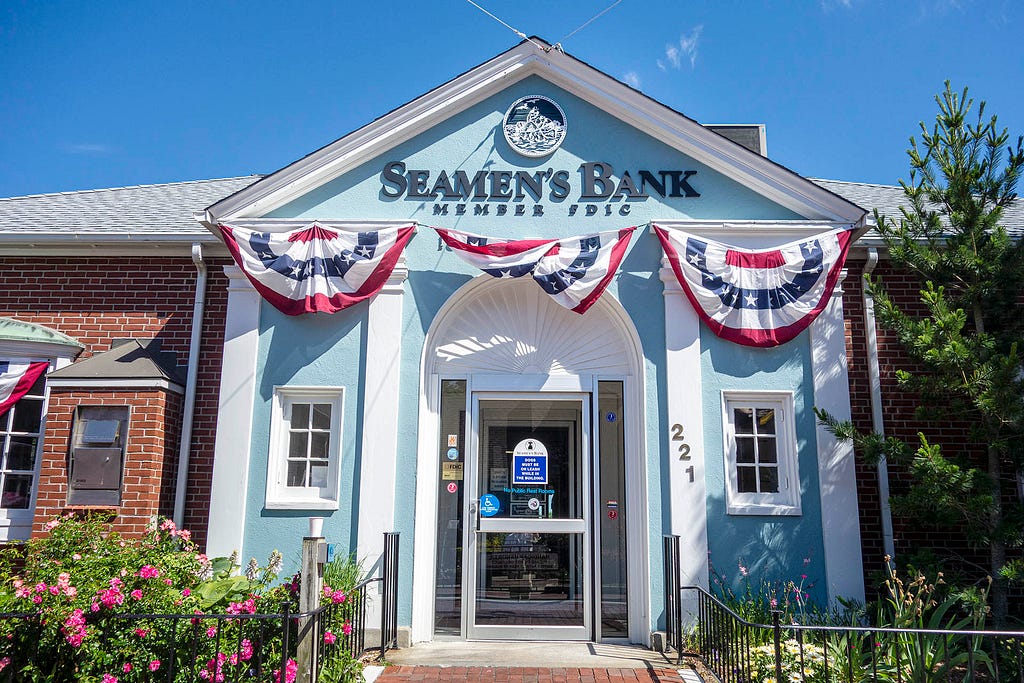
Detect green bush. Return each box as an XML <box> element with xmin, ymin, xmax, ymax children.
<box><xmin>0</xmin><ymin>513</ymin><xmax>362</xmax><ymax>683</ymax></box>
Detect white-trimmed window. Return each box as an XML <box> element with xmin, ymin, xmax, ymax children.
<box><xmin>722</xmin><ymin>391</ymin><xmax>800</xmax><ymax>515</ymax></box>
<box><xmin>266</xmin><ymin>386</ymin><xmax>344</xmax><ymax>509</ymax></box>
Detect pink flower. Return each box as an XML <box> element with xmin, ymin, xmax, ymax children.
<box><xmin>206</xmin><ymin>625</ymin><xmax>218</xmax><ymax>638</ymax></box>
<box><xmin>11</xmin><ymin>579</ymin><xmax>21</xmax><ymax>589</ymax></box>
<box><xmin>122</xmin><ymin>662</ymin><xmax>132</xmax><ymax>673</ymax></box>
<box><xmin>182</xmin><ymin>588</ymin><xmax>191</xmax><ymax>597</ymax></box>
<box><xmin>135</xmin><ymin>628</ymin><xmax>149</xmax><ymax>638</ymax></box>
<box><xmin>164</xmin><ymin>578</ymin><xmax>173</xmax><ymax>586</ymax></box>
<box><xmin>138</xmin><ymin>565</ymin><xmax>160</xmax><ymax>579</ymax></box>
<box><xmin>178</xmin><ymin>529</ymin><xmax>192</xmax><ymax>541</ymax></box>
<box><xmin>72</xmin><ymin>553</ymin><xmax>82</xmax><ymax>560</ymax></box>
<box><xmin>130</xmin><ymin>589</ymin><xmax>143</xmax><ymax>601</ymax></box>
<box><xmin>149</xmin><ymin>660</ymin><xmax>161</xmax><ymax>671</ymax></box>
<box><xmin>240</xmin><ymin>639</ymin><xmax>253</xmax><ymax>661</ymax></box>
<box><xmin>273</xmin><ymin>659</ymin><xmax>298</xmax><ymax>683</ymax></box>
<box><xmin>324</xmin><ymin>630</ymin><xmax>337</xmax><ymax>645</ymax></box>
<box><xmin>801</xmin><ymin>574</ymin><xmax>808</xmax><ymax>580</ymax></box>
<box><xmin>102</xmin><ymin>675</ymin><xmax>118</xmax><ymax>683</ymax></box>
<box><xmin>64</xmin><ymin>586</ymin><xmax>78</xmax><ymax>598</ymax></box>
<box><xmin>160</xmin><ymin>519</ymin><xmax>176</xmax><ymax>532</ymax></box>
<box><xmin>331</xmin><ymin>590</ymin><xmax>346</xmax><ymax>604</ymax></box>
<box><xmin>0</xmin><ymin>657</ymin><xmax>9</xmax><ymax>671</ymax></box>
<box><xmin>770</xmin><ymin>598</ymin><xmax>778</xmax><ymax>608</ymax></box>
<box><xmin>91</xmin><ymin>602</ymin><xmax>100</xmax><ymax>612</ymax></box>
<box><xmin>31</xmin><ymin>595</ymin><xmax>42</xmax><ymax>604</ymax></box>
<box><xmin>34</xmin><ymin>582</ymin><xmax>47</xmax><ymax>593</ymax></box>
<box><xmin>45</xmin><ymin>519</ymin><xmax>60</xmax><ymax>530</ymax></box>
<box><xmin>342</xmin><ymin>622</ymin><xmax>352</xmax><ymax>636</ymax></box>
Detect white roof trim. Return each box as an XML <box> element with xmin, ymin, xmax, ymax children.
<box><xmin>46</xmin><ymin>377</ymin><xmax>185</xmax><ymax>394</ymax></box>
<box><xmin>204</xmin><ymin>40</ymin><xmax>866</xmax><ymax>226</ymax></box>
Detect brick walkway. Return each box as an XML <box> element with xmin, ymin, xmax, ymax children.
<box><xmin>376</xmin><ymin>666</ymin><xmax>689</xmax><ymax>683</ymax></box>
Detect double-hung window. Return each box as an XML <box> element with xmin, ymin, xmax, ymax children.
<box><xmin>0</xmin><ymin>367</ymin><xmax>47</xmax><ymax>539</ymax></box>
<box><xmin>722</xmin><ymin>391</ymin><xmax>800</xmax><ymax>515</ymax></box>
<box><xmin>266</xmin><ymin>386</ymin><xmax>344</xmax><ymax>509</ymax></box>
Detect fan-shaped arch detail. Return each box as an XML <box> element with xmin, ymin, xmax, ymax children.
<box><xmin>426</xmin><ymin>277</ymin><xmax>637</xmax><ymax>377</ymax></box>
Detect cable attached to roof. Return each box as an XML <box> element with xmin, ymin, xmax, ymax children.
<box><xmin>465</xmin><ymin>0</ymin><xmax>624</xmax><ymax>53</ymax></box>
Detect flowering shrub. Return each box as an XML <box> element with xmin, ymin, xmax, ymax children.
<box><xmin>0</xmin><ymin>513</ymin><xmax>362</xmax><ymax>682</ymax></box>
<box><xmin>709</xmin><ymin>555</ymin><xmax>819</xmax><ymax>635</ymax></box>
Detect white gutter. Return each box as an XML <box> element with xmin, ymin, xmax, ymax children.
<box><xmin>862</xmin><ymin>248</ymin><xmax>896</xmax><ymax>560</ymax></box>
<box><xmin>173</xmin><ymin>243</ymin><xmax>207</xmax><ymax>528</ymax></box>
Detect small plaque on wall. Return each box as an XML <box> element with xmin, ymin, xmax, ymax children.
<box><xmin>441</xmin><ymin>462</ymin><xmax>464</xmax><ymax>481</ymax></box>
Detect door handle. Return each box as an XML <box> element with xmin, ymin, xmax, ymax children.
<box><xmin>469</xmin><ymin>498</ymin><xmax>479</xmax><ymax>531</ymax></box>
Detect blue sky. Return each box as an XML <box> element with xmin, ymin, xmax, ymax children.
<box><xmin>1</xmin><ymin>0</ymin><xmax>1021</xmax><ymax>197</ymax></box>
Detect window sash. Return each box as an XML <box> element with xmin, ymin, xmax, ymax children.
<box><xmin>722</xmin><ymin>393</ymin><xmax>799</xmax><ymax>515</ymax></box>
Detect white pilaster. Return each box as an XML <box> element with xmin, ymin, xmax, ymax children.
<box><xmin>661</xmin><ymin>262</ymin><xmax>709</xmax><ymax>593</ymax></box>
<box><xmin>356</xmin><ymin>260</ymin><xmax>408</xmax><ymax>575</ymax></box>
<box><xmin>206</xmin><ymin>266</ymin><xmax>261</xmax><ymax>559</ymax></box>
<box><xmin>810</xmin><ymin>271</ymin><xmax>865</xmax><ymax>604</ymax></box>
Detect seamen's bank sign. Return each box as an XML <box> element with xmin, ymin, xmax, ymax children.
<box><xmin>379</xmin><ymin>161</ymin><xmax>700</xmax><ymax>218</ymax></box>
<box><xmin>379</xmin><ymin>94</ymin><xmax>699</xmax><ymax>218</ymax></box>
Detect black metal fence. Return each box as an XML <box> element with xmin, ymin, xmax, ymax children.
<box><xmin>664</xmin><ymin>535</ymin><xmax>1024</xmax><ymax>683</ymax></box>
<box><xmin>0</xmin><ymin>532</ymin><xmax>400</xmax><ymax>683</ymax></box>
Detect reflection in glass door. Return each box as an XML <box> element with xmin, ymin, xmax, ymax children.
<box><xmin>465</xmin><ymin>396</ymin><xmax>590</xmax><ymax>640</ymax></box>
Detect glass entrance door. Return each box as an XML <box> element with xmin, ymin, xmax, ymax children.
<box><xmin>464</xmin><ymin>396</ymin><xmax>590</xmax><ymax>640</ymax></box>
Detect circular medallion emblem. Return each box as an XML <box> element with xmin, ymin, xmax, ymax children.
<box><xmin>502</xmin><ymin>95</ymin><xmax>567</xmax><ymax>158</ymax></box>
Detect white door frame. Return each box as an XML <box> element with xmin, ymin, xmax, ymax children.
<box><xmin>463</xmin><ymin>391</ymin><xmax>591</xmax><ymax>641</ymax></box>
<box><xmin>410</xmin><ymin>276</ymin><xmax>650</xmax><ymax>644</ymax></box>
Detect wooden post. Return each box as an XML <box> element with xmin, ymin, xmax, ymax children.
<box><xmin>297</xmin><ymin>532</ymin><xmax>324</xmax><ymax>683</ymax></box>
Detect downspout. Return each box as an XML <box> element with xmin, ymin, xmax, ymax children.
<box><xmin>173</xmin><ymin>243</ymin><xmax>207</xmax><ymax>528</ymax></box>
<box><xmin>862</xmin><ymin>248</ymin><xmax>896</xmax><ymax>561</ymax></box>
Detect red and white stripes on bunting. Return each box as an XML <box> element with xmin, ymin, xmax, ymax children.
<box><xmin>653</xmin><ymin>224</ymin><xmax>854</xmax><ymax>347</ymax></box>
<box><xmin>0</xmin><ymin>360</ymin><xmax>48</xmax><ymax>417</ymax></box>
<box><xmin>218</xmin><ymin>223</ymin><xmax>415</xmax><ymax>316</ymax></box>
<box><xmin>434</xmin><ymin>226</ymin><xmax>635</xmax><ymax>314</ymax></box>
<box><xmin>216</xmin><ymin>220</ymin><xmax>853</xmax><ymax>344</ymax></box>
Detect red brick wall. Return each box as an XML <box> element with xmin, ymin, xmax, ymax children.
<box><xmin>0</xmin><ymin>256</ymin><xmax>231</xmax><ymax>546</ymax></box>
<box><xmin>32</xmin><ymin>387</ymin><xmax>183</xmax><ymax>538</ymax></box>
<box><xmin>843</xmin><ymin>257</ymin><xmax>1008</xmax><ymax>593</ymax></box>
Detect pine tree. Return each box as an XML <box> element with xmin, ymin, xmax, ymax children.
<box><xmin>818</xmin><ymin>83</ymin><xmax>1024</xmax><ymax>625</ymax></box>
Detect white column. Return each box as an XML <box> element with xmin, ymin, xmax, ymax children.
<box><xmin>356</xmin><ymin>259</ymin><xmax>408</xmax><ymax>577</ymax></box>
<box><xmin>661</xmin><ymin>261</ymin><xmax>709</xmax><ymax>596</ymax></box>
<box><xmin>206</xmin><ymin>266</ymin><xmax>261</xmax><ymax>559</ymax></box>
<box><xmin>810</xmin><ymin>271</ymin><xmax>866</xmax><ymax>603</ymax></box>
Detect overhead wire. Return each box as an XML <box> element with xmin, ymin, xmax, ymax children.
<box><xmin>464</xmin><ymin>0</ymin><xmax>624</xmax><ymax>52</ymax></box>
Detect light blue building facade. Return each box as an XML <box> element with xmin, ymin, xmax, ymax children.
<box><xmin>200</xmin><ymin>39</ymin><xmax>867</xmax><ymax>645</ymax></box>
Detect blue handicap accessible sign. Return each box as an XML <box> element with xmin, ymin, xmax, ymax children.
<box><xmin>479</xmin><ymin>494</ymin><xmax>500</xmax><ymax>517</ymax></box>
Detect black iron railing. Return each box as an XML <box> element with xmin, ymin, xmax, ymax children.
<box><xmin>663</xmin><ymin>534</ymin><xmax>1024</xmax><ymax>683</ymax></box>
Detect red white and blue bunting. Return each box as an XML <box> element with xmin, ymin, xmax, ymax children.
<box><xmin>434</xmin><ymin>227</ymin><xmax>635</xmax><ymax>314</ymax></box>
<box><xmin>219</xmin><ymin>223</ymin><xmax>415</xmax><ymax>316</ymax></box>
<box><xmin>0</xmin><ymin>359</ymin><xmax>48</xmax><ymax>417</ymax></box>
<box><xmin>654</xmin><ymin>224</ymin><xmax>854</xmax><ymax>347</ymax></box>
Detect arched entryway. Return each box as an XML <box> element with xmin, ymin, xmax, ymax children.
<box><xmin>410</xmin><ymin>277</ymin><xmax>648</xmax><ymax>643</ymax></box>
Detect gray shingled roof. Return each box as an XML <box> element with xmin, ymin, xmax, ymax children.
<box><xmin>812</xmin><ymin>178</ymin><xmax>1024</xmax><ymax>240</ymax></box>
<box><xmin>0</xmin><ymin>176</ymin><xmax>259</xmax><ymax>234</ymax></box>
<box><xmin>0</xmin><ymin>175</ymin><xmax>1019</xmax><ymax>241</ymax></box>
<box><xmin>48</xmin><ymin>339</ymin><xmax>184</xmax><ymax>386</ymax></box>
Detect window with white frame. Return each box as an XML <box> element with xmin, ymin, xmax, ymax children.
<box><xmin>722</xmin><ymin>392</ymin><xmax>800</xmax><ymax>515</ymax></box>
<box><xmin>0</xmin><ymin>370</ymin><xmax>46</xmax><ymax>513</ymax></box>
<box><xmin>266</xmin><ymin>386</ymin><xmax>344</xmax><ymax>509</ymax></box>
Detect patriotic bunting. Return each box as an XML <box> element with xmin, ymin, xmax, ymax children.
<box><xmin>0</xmin><ymin>360</ymin><xmax>48</xmax><ymax>418</ymax></box>
<box><xmin>219</xmin><ymin>223</ymin><xmax>415</xmax><ymax>316</ymax></box>
<box><xmin>654</xmin><ymin>224</ymin><xmax>854</xmax><ymax>347</ymax></box>
<box><xmin>435</xmin><ymin>227</ymin><xmax>635</xmax><ymax>314</ymax></box>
